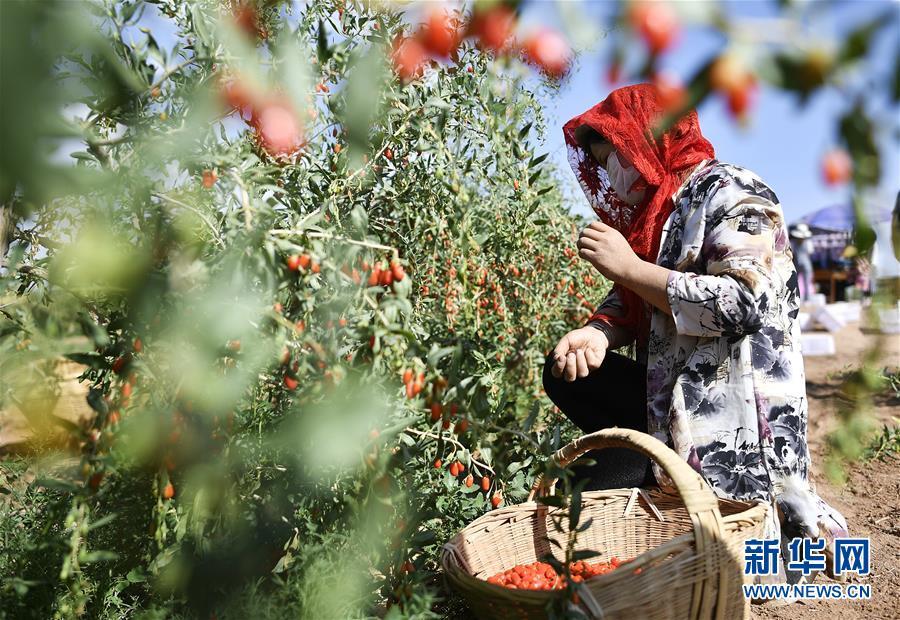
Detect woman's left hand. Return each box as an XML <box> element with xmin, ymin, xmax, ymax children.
<box><xmin>577</xmin><ymin>221</ymin><xmax>641</xmax><ymax>282</ymax></box>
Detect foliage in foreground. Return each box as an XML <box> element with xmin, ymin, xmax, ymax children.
<box><xmin>0</xmin><ymin>1</ymin><xmax>599</xmax><ymax>618</ymax></box>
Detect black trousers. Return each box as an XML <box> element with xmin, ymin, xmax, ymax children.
<box><xmin>542</xmin><ymin>350</ymin><xmax>657</xmax><ymax>490</ymax></box>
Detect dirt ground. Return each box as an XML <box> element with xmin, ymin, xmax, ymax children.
<box><xmin>753</xmin><ymin>318</ymin><xmax>900</xmax><ymax>620</ymax></box>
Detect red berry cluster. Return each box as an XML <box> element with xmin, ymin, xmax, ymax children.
<box><xmin>485</xmin><ymin>558</ymin><xmax>628</xmax><ymax>590</ymax></box>
<box><xmin>364</xmin><ymin>257</ymin><xmax>406</xmax><ymax>288</ymax></box>
<box><xmin>390</xmin><ymin>5</ymin><xmax>571</xmax><ymax>81</ymax></box>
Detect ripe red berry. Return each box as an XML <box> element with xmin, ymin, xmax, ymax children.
<box><xmin>430</xmin><ymin>402</ymin><xmax>442</xmax><ymax>422</ymax></box>
<box><xmin>219</xmin><ymin>77</ymin><xmax>253</xmax><ymax>115</ymax></box>
<box><xmin>111</xmin><ymin>356</ymin><xmax>127</xmax><ymax>374</ymax></box>
<box><xmin>821</xmin><ymin>149</ymin><xmax>852</xmax><ymax>186</ymax></box>
<box><xmin>367</xmin><ymin>267</ymin><xmax>381</xmax><ymax>287</ymax></box>
<box><xmin>287</xmin><ymin>254</ymin><xmax>301</xmax><ymax>271</ymax></box>
<box><xmin>202</xmin><ymin>169</ymin><xmax>218</xmax><ymax>188</ymax></box>
<box><xmin>283</xmin><ymin>375</ymin><xmax>299</xmax><ymax>390</ymax></box>
<box><xmin>391</xmin><ymin>35</ymin><xmax>428</xmax><ymax>81</ymax></box>
<box><xmin>162</xmin><ymin>481</ymin><xmax>175</xmax><ymax>499</ymax></box>
<box><xmin>710</xmin><ymin>52</ymin><xmax>750</xmax><ymax>96</ymax></box>
<box><xmin>233</xmin><ymin>3</ymin><xmax>267</xmax><ymax>40</ymax></box>
<box><xmin>419</xmin><ymin>7</ymin><xmax>459</xmax><ymax>58</ymax></box>
<box><xmin>390</xmin><ymin>260</ymin><xmax>405</xmax><ymax>282</ymax></box>
<box><xmin>469</xmin><ymin>5</ymin><xmax>515</xmax><ymax>54</ymax></box>
<box><xmin>433</xmin><ymin>458</ymin><xmax>442</xmax><ymax>469</ymax></box>
<box><xmin>491</xmin><ymin>493</ymin><xmax>502</xmax><ymax>508</ymax></box>
<box><xmin>481</xmin><ymin>475</ymin><xmax>490</xmax><ymax>492</ymax></box>
<box><xmin>629</xmin><ymin>1</ymin><xmax>680</xmax><ymax>55</ymax></box>
<box><xmin>379</xmin><ymin>267</ymin><xmax>393</xmax><ymax>287</ymax></box>
<box><xmin>522</xmin><ymin>29</ymin><xmax>571</xmax><ymax>79</ymax></box>
<box><xmin>89</xmin><ymin>472</ymin><xmax>104</xmax><ymax>491</ymax></box>
<box><xmin>725</xmin><ymin>83</ymin><xmax>756</xmax><ymax>121</ymax></box>
<box><xmin>454</xmin><ymin>419</ymin><xmax>469</xmax><ymax>434</ymax></box>
<box><xmin>465</xmin><ymin>474</ymin><xmax>473</xmax><ymax>487</ymax></box>
<box><xmin>249</xmin><ymin>97</ymin><xmax>306</xmax><ymax>158</ymax></box>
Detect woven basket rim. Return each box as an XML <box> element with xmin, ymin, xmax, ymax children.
<box><xmin>441</xmin><ymin>487</ymin><xmax>768</xmax><ymax>578</ymax></box>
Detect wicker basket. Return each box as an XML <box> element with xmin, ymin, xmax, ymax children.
<box><xmin>441</xmin><ymin>428</ymin><xmax>769</xmax><ymax>620</ymax></box>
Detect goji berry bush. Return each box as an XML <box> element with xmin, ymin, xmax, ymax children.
<box><xmin>0</xmin><ymin>1</ymin><xmax>895</xmax><ymax>619</ymax></box>
<box><xmin>0</xmin><ymin>1</ymin><xmax>600</xmax><ymax>618</ymax></box>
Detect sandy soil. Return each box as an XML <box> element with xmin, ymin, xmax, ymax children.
<box><xmin>754</xmin><ymin>319</ymin><xmax>900</xmax><ymax>620</ymax></box>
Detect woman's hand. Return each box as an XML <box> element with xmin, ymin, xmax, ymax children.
<box><xmin>576</xmin><ymin>220</ymin><xmax>675</xmax><ymax>317</ymax></box>
<box><xmin>577</xmin><ymin>221</ymin><xmax>641</xmax><ymax>282</ymax></box>
<box><xmin>551</xmin><ymin>326</ymin><xmax>610</xmax><ymax>382</ymax></box>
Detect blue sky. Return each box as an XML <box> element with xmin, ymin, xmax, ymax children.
<box><xmin>521</xmin><ymin>0</ymin><xmax>900</xmax><ymax>226</ymax></box>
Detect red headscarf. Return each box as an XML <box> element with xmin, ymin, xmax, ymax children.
<box><xmin>563</xmin><ymin>83</ymin><xmax>715</xmax><ymax>349</ymax></box>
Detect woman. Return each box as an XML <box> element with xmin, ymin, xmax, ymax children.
<box><xmin>788</xmin><ymin>223</ymin><xmax>815</xmax><ymax>302</ymax></box>
<box><xmin>542</xmin><ymin>83</ymin><xmax>848</xmax><ymax>583</ymax></box>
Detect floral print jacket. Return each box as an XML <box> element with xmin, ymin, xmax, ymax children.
<box><xmin>586</xmin><ymin>157</ymin><xmax>849</xmax><ymax>579</ymax></box>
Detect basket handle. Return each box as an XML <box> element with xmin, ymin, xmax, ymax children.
<box><xmin>527</xmin><ymin>428</ymin><xmax>737</xmax><ymax>620</ymax></box>
<box><xmin>528</xmin><ymin>428</ymin><xmax>718</xmax><ymax>515</ymax></box>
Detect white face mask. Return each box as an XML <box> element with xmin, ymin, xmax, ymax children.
<box><xmin>606</xmin><ymin>151</ymin><xmax>646</xmax><ymax>205</ymax></box>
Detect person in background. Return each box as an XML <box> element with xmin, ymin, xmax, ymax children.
<box><xmin>843</xmin><ymin>244</ymin><xmax>874</xmax><ymax>304</ymax></box>
<box><xmin>788</xmin><ymin>223</ymin><xmax>816</xmax><ymax>302</ymax></box>
<box><xmin>542</xmin><ymin>83</ymin><xmax>848</xmax><ymax>585</ymax></box>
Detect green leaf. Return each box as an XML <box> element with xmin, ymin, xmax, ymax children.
<box><xmin>79</xmin><ymin>550</ymin><xmax>118</xmax><ymax>564</ymax></box>
<box><xmin>837</xmin><ymin>15</ymin><xmax>889</xmax><ymax>65</ymax></box>
<box><xmin>317</xmin><ymin>20</ymin><xmax>330</xmax><ymax>64</ymax></box>
<box><xmin>518</xmin><ymin>122</ymin><xmax>533</xmax><ymax>140</ymax></box>
<box><xmin>87</xmin><ymin>513</ymin><xmax>117</xmax><ymax>531</ymax></box>
<box><xmin>568</xmin><ymin>487</ymin><xmax>582</xmax><ymax>530</ymax></box>
<box><xmin>537</xmin><ymin>495</ymin><xmax>565</xmax><ymax>508</ymax></box>
<box><xmin>507</xmin><ymin>456</ymin><xmax>533</xmax><ymax>476</ymax></box>
<box><xmin>571</xmin><ymin>549</ymin><xmax>601</xmax><ymax>561</ymax></box>
<box><xmin>411</xmin><ymin>529</ymin><xmax>436</xmax><ymax>545</ymax></box>
<box><xmin>78</xmin><ymin>312</ymin><xmax>110</xmax><ymax>347</ymax></box>
<box><xmin>522</xmin><ymin>402</ymin><xmax>540</xmax><ymax>433</ymax></box>
<box><xmin>126</xmin><ymin>567</ymin><xmax>147</xmax><ymax>583</ymax></box>
<box><xmin>426</xmin><ymin>345</ymin><xmax>457</xmax><ymax>367</ymax></box>
<box><xmin>87</xmin><ymin>388</ymin><xmax>109</xmax><ymax>415</ymax></box>
<box><xmin>530</xmin><ymin>152</ymin><xmax>548</xmax><ymax>166</ymax></box>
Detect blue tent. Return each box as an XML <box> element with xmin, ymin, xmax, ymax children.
<box><xmin>797</xmin><ymin>203</ymin><xmax>893</xmax><ymax>232</ymax></box>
